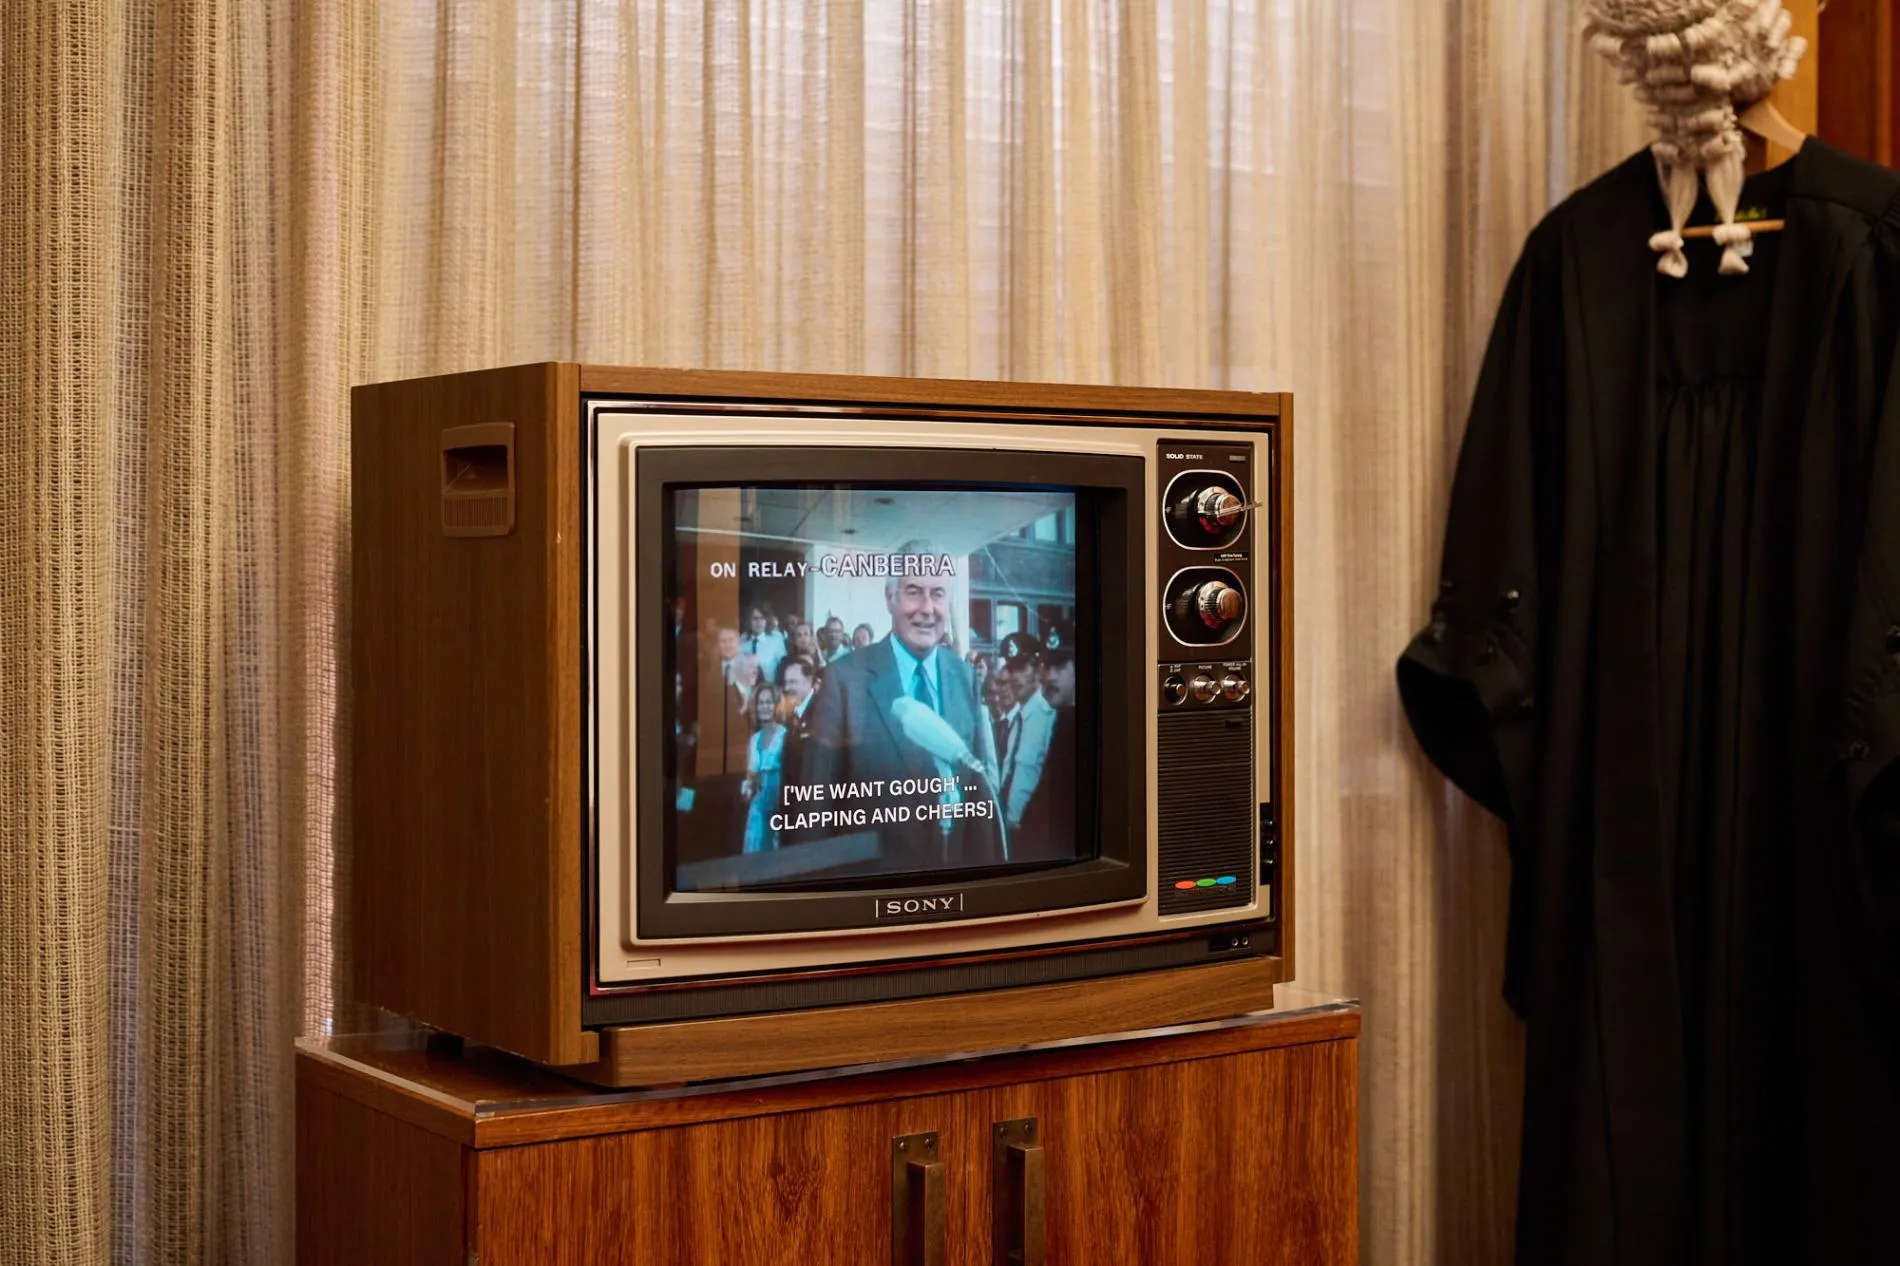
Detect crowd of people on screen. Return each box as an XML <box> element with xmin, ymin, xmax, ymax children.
<box><xmin>673</xmin><ymin>598</ymin><xmax>1075</xmax><ymax>863</ymax></box>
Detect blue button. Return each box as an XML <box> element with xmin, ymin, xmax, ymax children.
<box><xmin>1215</xmin><ymin>875</ymin><xmax>1237</xmax><ymax>885</ymax></box>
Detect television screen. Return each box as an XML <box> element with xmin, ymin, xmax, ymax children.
<box><xmin>665</xmin><ymin>484</ymin><xmax>1087</xmax><ymax>893</ymax></box>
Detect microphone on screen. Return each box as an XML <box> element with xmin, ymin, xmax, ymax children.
<box><xmin>891</xmin><ymin>694</ymin><xmax>1012</xmax><ymax>862</ymax></box>
<box><xmin>890</xmin><ymin>696</ymin><xmax>985</xmax><ymax>776</ymax></box>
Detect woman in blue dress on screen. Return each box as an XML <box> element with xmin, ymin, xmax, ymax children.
<box><xmin>741</xmin><ymin>682</ymin><xmax>785</xmax><ymax>853</ymax></box>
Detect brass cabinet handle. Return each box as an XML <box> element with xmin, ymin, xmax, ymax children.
<box><xmin>992</xmin><ymin>1118</ymin><xmax>1045</xmax><ymax>1266</ymax></box>
<box><xmin>892</xmin><ymin>1132</ymin><xmax>946</xmax><ymax>1266</ymax></box>
<box><xmin>1003</xmin><ymin>1143</ymin><xmax>1045</xmax><ymax>1265</ymax></box>
<box><xmin>906</xmin><ymin>1159</ymin><xmax>947</xmax><ymax>1266</ymax></box>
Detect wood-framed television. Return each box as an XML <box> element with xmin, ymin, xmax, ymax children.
<box><xmin>352</xmin><ymin>365</ymin><xmax>1293</xmax><ymax>1083</ymax></box>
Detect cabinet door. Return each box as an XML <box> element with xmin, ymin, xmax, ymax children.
<box><xmin>965</xmin><ymin>1038</ymin><xmax>1357</xmax><ymax>1266</ymax></box>
<box><xmin>473</xmin><ymin>1091</ymin><xmax>979</xmax><ymax>1265</ymax></box>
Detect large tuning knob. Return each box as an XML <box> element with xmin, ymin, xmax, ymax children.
<box><xmin>1164</xmin><ymin>472</ymin><xmax>1248</xmax><ymax>548</ymax></box>
<box><xmin>1194</xmin><ymin>580</ymin><xmax>1244</xmax><ymax>631</ymax></box>
<box><xmin>1166</xmin><ymin>568</ymin><xmax>1247</xmax><ymax>645</ymax></box>
<box><xmin>1190</xmin><ymin>487</ymin><xmax>1244</xmax><ymax>533</ymax></box>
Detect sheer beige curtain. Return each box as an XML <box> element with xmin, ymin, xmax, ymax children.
<box><xmin>0</xmin><ymin>2</ymin><xmax>1642</xmax><ymax>1262</ymax></box>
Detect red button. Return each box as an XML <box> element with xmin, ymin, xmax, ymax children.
<box><xmin>1174</xmin><ymin>880</ymin><xmax>1198</xmax><ymax>890</ymax></box>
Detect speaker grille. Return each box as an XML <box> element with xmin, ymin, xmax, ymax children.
<box><xmin>1156</xmin><ymin>711</ymin><xmax>1256</xmax><ymax>915</ymax></box>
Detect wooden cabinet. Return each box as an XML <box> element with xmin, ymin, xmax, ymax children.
<box><xmin>297</xmin><ymin>1003</ymin><xmax>1357</xmax><ymax>1265</ymax></box>
<box><xmin>966</xmin><ymin>1038</ymin><xmax>1357</xmax><ymax>1264</ymax></box>
<box><xmin>473</xmin><ymin>1091</ymin><xmax>979</xmax><ymax>1263</ymax></box>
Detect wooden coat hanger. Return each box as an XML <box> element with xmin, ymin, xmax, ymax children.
<box><xmin>1678</xmin><ymin>101</ymin><xmax>1809</xmax><ymax>240</ymax></box>
<box><xmin>1738</xmin><ymin>97</ymin><xmax>1810</xmax><ymax>162</ymax></box>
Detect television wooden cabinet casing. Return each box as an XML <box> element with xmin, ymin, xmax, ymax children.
<box><xmin>352</xmin><ymin>365</ymin><xmax>1294</xmax><ymax>1080</ymax></box>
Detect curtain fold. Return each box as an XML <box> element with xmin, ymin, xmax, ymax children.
<box><xmin>281</xmin><ymin>0</ymin><xmax>379</xmax><ymax>1055</ymax></box>
<box><xmin>0</xmin><ymin>4</ymin><xmax>121</xmax><ymax>1263</ymax></box>
<box><xmin>0</xmin><ymin>3</ymin><xmax>1647</xmax><ymax>1261</ymax></box>
<box><xmin>133</xmin><ymin>0</ymin><xmax>289</xmax><ymax>1258</ymax></box>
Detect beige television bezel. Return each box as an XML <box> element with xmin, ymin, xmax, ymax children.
<box><xmin>588</xmin><ymin>404</ymin><xmax>1273</xmax><ymax>987</ymax></box>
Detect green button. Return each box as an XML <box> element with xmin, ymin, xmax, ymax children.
<box><xmin>1195</xmin><ymin>877</ymin><xmax>1217</xmax><ymax>887</ymax></box>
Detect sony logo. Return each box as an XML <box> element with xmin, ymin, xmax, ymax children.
<box><xmin>875</xmin><ymin>893</ymin><xmax>966</xmax><ymax>920</ymax></box>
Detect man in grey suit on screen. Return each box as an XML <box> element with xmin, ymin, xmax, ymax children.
<box><xmin>794</xmin><ymin>540</ymin><xmax>1005</xmax><ymax>870</ymax></box>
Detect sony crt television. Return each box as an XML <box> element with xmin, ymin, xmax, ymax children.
<box><xmin>352</xmin><ymin>365</ymin><xmax>1292</xmax><ymax>1074</ymax></box>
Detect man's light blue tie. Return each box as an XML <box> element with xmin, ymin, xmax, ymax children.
<box><xmin>912</xmin><ymin>661</ymin><xmax>956</xmax><ymax>833</ymax></box>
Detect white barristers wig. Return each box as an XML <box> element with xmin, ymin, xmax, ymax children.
<box><xmin>1584</xmin><ymin>0</ymin><xmax>1806</xmax><ymax>276</ymax></box>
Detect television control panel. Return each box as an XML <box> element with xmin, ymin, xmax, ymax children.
<box><xmin>1154</xmin><ymin>440</ymin><xmax>1271</xmax><ymax>921</ymax></box>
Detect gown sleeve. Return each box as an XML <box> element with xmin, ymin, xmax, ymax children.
<box><xmin>1396</xmin><ymin>247</ymin><xmax>1549</xmax><ymax>827</ymax></box>
<box><xmin>1839</xmin><ymin>321</ymin><xmax>1900</xmax><ymax>983</ymax></box>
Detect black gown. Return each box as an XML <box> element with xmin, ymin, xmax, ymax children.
<box><xmin>1398</xmin><ymin>138</ymin><xmax>1900</xmax><ymax>1266</ymax></box>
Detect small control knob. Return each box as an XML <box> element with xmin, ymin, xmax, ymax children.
<box><xmin>1195</xmin><ymin>580</ymin><xmax>1245</xmax><ymax>631</ymax></box>
<box><xmin>1189</xmin><ymin>673</ymin><xmax>1219</xmax><ymax>704</ymax></box>
<box><xmin>1162</xmin><ymin>674</ymin><xmax>1188</xmax><ymax>706</ymax></box>
<box><xmin>1221</xmin><ymin>673</ymin><xmax>1250</xmax><ymax>702</ymax></box>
